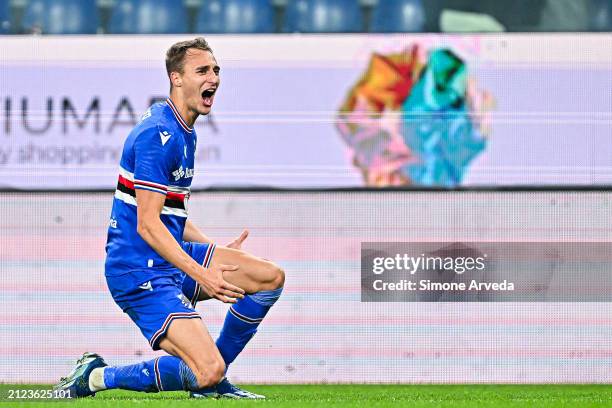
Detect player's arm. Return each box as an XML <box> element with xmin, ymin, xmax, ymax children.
<box><xmin>136</xmin><ymin>189</ymin><xmax>205</xmax><ymax>278</ymax></box>
<box><xmin>183</xmin><ymin>219</ymin><xmax>213</xmax><ymax>243</ymax></box>
<box><xmin>136</xmin><ymin>188</ymin><xmax>244</xmax><ymax>303</ymax></box>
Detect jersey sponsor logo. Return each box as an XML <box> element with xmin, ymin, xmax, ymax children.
<box><xmin>172</xmin><ymin>166</ymin><xmax>195</xmax><ymax>181</ymax></box>
<box><xmin>139</xmin><ymin>281</ymin><xmax>153</xmax><ymax>291</ymax></box>
<box><xmin>159</xmin><ymin>130</ymin><xmax>171</xmax><ymax>146</ymax></box>
<box><xmin>172</xmin><ymin>167</ymin><xmax>184</xmax><ymax>181</ymax></box>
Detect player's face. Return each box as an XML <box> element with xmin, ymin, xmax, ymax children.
<box><xmin>181</xmin><ymin>49</ymin><xmax>220</xmax><ymax>116</ymax></box>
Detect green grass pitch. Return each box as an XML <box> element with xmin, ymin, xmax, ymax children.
<box><xmin>2</xmin><ymin>384</ymin><xmax>612</xmax><ymax>407</ymax></box>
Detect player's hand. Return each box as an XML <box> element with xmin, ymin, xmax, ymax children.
<box><xmin>199</xmin><ymin>264</ymin><xmax>245</xmax><ymax>303</ymax></box>
<box><xmin>226</xmin><ymin>229</ymin><xmax>249</xmax><ymax>250</ymax></box>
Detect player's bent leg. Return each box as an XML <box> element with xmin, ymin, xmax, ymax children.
<box><xmin>210</xmin><ymin>246</ymin><xmax>285</xmax><ymax>294</ymax></box>
<box><xmin>181</xmin><ymin>242</ymin><xmax>285</xmax><ymax>304</ymax></box>
<box><xmin>160</xmin><ymin>320</ymin><xmax>264</xmax><ymax>399</ymax></box>
<box><xmin>180</xmin><ymin>242</ymin><xmax>284</xmax><ymax>399</ymax></box>
<box><xmin>109</xmin><ymin>317</ymin><xmax>225</xmax><ymax>393</ymax></box>
<box><xmin>59</xmin><ymin>320</ymin><xmax>226</xmax><ymax>397</ymax></box>
<box><xmin>56</xmin><ymin>269</ymin><xmax>228</xmax><ymax>397</ymax></box>
<box><xmin>207</xmin><ymin>246</ymin><xmax>285</xmax><ymax>364</ymax></box>
<box><xmin>185</xmin><ymin>245</ymin><xmax>285</xmax><ymax>363</ymax></box>
<box><xmin>157</xmin><ymin>317</ymin><xmax>225</xmax><ymax>390</ymax></box>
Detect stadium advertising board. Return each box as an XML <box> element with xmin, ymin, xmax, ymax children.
<box><xmin>0</xmin><ymin>34</ymin><xmax>610</xmax><ymax>189</ymax></box>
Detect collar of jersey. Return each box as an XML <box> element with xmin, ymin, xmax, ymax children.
<box><xmin>166</xmin><ymin>98</ymin><xmax>193</xmax><ymax>133</ymax></box>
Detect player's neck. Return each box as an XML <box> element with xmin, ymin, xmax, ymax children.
<box><xmin>168</xmin><ymin>95</ymin><xmax>198</xmax><ymax>128</ymax></box>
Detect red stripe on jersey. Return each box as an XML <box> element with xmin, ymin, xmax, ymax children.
<box><xmin>118</xmin><ymin>174</ymin><xmax>135</xmax><ymax>189</ymax></box>
<box><xmin>167</xmin><ymin>191</ymin><xmax>187</xmax><ymax>201</ymax></box>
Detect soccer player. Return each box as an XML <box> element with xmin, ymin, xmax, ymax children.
<box><xmin>55</xmin><ymin>38</ymin><xmax>284</xmax><ymax>399</ymax></box>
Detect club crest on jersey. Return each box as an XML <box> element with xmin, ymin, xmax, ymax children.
<box><xmin>172</xmin><ymin>165</ymin><xmax>194</xmax><ymax>181</ymax></box>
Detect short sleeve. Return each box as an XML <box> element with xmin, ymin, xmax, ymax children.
<box><xmin>133</xmin><ymin>125</ymin><xmax>178</xmax><ymax>195</ymax></box>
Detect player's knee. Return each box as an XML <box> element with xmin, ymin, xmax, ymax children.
<box><xmin>208</xmin><ymin>358</ymin><xmax>226</xmax><ymax>386</ymax></box>
<box><xmin>263</xmin><ymin>262</ymin><xmax>284</xmax><ymax>289</ymax></box>
<box><xmin>272</xmin><ymin>264</ymin><xmax>285</xmax><ymax>288</ymax></box>
<box><xmin>193</xmin><ymin>358</ymin><xmax>225</xmax><ymax>389</ymax></box>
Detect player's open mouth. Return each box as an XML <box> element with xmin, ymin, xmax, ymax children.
<box><xmin>201</xmin><ymin>88</ymin><xmax>216</xmax><ymax>107</ymax></box>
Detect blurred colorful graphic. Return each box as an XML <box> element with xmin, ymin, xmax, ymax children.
<box><xmin>337</xmin><ymin>45</ymin><xmax>494</xmax><ymax>187</ymax></box>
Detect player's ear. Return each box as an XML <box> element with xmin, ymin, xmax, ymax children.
<box><xmin>170</xmin><ymin>71</ymin><xmax>182</xmax><ymax>87</ymax></box>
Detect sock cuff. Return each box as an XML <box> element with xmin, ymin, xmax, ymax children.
<box><xmin>103</xmin><ymin>366</ymin><xmax>116</xmax><ymax>389</ymax></box>
<box><xmin>249</xmin><ymin>286</ymin><xmax>283</xmax><ymax>306</ymax></box>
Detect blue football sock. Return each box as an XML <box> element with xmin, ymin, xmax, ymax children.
<box><xmin>216</xmin><ymin>287</ymin><xmax>283</xmax><ymax>369</ymax></box>
<box><xmin>103</xmin><ymin>356</ymin><xmax>200</xmax><ymax>392</ymax></box>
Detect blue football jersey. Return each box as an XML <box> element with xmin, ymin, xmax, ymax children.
<box><xmin>105</xmin><ymin>98</ymin><xmax>197</xmax><ymax>276</ymax></box>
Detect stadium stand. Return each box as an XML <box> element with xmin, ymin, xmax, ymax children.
<box><xmin>108</xmin><ymin>0</ymin><xmax>189</xmax><ymax>34</ymax></box>
<box><xmin>2</xmin><ymin>0</ymin><xmax>611</xmax><ymax>34</ymax></box>
<box><xmin>21</xmin><ymin>0</ymin><xmax>99</xmax><ymax>34</ymax></box>
<box><xmin>0</xmin><ymin>0</ymin><xmax>10</xmax><ymax>33</ymax></box>
<box><xmin>195</xmin><ymin>0</ymin><xmax>275</xmax><ymax>33</ymax></box>
<box><xmin>591</xmin><ymin>0</ymin><xmax>611</xmax><ymax>30</ymax></box>
<box><xmin>283</xmin><ymin>0</ymin><xmax>363</xmax><ymax>33</ymax></box>
<box><xmin>370</xmin><ymin>0</ymin><xmax>425</xmax><ymax>32</ymax></box>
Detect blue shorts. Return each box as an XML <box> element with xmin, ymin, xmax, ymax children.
<box><xmin>180</xmin><ymin>241</ymin><xmax>215</xmax><ymax>307</ymax></box>
<box><xmin>105</xmin><ymin>241</ymin><xmax>216</xmax><ymax>350</ymax></box>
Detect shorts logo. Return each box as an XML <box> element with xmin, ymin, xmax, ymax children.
<box><xmin>178</xmin><ymin>294</ymin><xmax>194</xmax><ymax>309</ymax></box>
<box><xmin>139</xmin><ymin>281</ymin><xmax>153</xmax><ymax>291</ymax></box>
<box><xmin>142</xmin><ymin>368</ymin><xmax>150</xmax><ymax>376</ymax></box>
